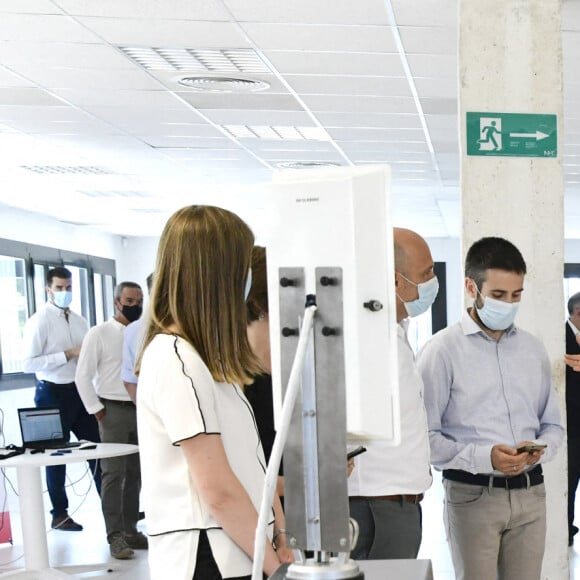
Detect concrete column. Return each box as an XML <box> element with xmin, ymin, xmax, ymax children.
<box><xmin>459</xmin><ymin>1</ymin><xmax>567</xmax><ymax>578</ymax></box>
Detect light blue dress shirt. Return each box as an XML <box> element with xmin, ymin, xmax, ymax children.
<box><xmin>417</xmin><ymin>310</ymin><xmax>563</xmax><ymax>475</ymax></box>
<box><xmin>121</xmin><ymin>317</ymin><xmax>145</xmax><ymax>384</ymax></box>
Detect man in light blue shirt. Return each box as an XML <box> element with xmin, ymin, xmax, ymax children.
<box><xmin>417</xmin><ymin>237</ymin><xmax>563</xmax><ymax>580</ymax></box>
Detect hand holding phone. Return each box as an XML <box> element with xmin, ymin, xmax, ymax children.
<box><xmin>347</xmin><ymin>446</ymin><xmax>367</xmax><ymax>460</ymax></box>
<box><xmin>516</xmin><ymin>444</ymin><xmax>547</xmax><ymax>454</ymax></box>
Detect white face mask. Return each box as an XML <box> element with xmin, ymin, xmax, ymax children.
<box><xmin>397</xmin><ymin>273</ymin><xmax>439</xmax><ymax>318</ymax></box>
<box><xmin>475</xmin><ymin>287</ymin><xmax>520</xmax><ymax>330</ymax></box>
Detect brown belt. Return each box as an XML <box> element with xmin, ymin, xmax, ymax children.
<box><xmin>350</xmin><ymin>493</ymin><xmax>424</xmax><ymax>504</ymax></box>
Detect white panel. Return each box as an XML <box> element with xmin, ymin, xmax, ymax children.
<box><xmin>83</xmin><ymin>106</ymin><xmax>205</xmax><ymax>126</ymax></box>
<box><xmin>415</xmin><ymin>77</ymin><xmax>458</xmax><ymax>99</ymax></box>
<box><xmin>327</xmin><ymin>127</ymin><xmax>425</xmax><ymax>142</ymax></box>
<box><xmin>420</xmin><ymin>98</ymin><xmax>458</xmax><ymax>115</ymax></box>
<box><xmin>0</xmin><ymin>105</ymin><xmax>93</xmax><ymax>122</ymax></box>
<box><xmin>242</xmin><ymin>140</ymin><xmax>337</xmax><ymax>153</ymax></box>
<box><xmin>77</xmin><ymin>17</ymin><xmax>247</xmax><ymax>48</ymax></box>
<box><xmin>242</xmin><ymin>23</ymin><xmax>396</xmax><ymax>52</ymax></box>
<box><xmin>407</xmin><ymin>54</ymin><xmax>457</xmax><ymax>78</ymax></box>
<box><xmin>0</xmin><ymin>42</ymin><xmax>136</xmax><ymax>69</ymax></box>
<box><xmin>267</xmin><ymin>166</ymin><xmax>399</xmax><ymax>440</ymax></box>
<box><xmin>288</xmin><ymin>75</ymin><xmax>412</xmax><ymax>98</ymax></box>
<box><xmin>0</xmin><ymin>0</ymin><xmax>61</xmax><ymax>14</ymax></box>
<box><xmin>137</xmin><ymin>124</ymin><xmax>225</xmax><ymax>139</ymax></box>
<box><xmin>179</xmin><ymin>92</ymin><xmax>302</xmax><ymax>111</ymax></box>
<box><xmin>256</xmin><ymin>150</ymin><xmax>344</xmax><ymax>162</ymax></box>
<box><xmin>11</xmin><ymin>66</ymin><xmax>162</xmax><ymax>91</ymax></box>
<box><xmin>226</xmin><ymin>0</ymin><xmax>390</xmax><ymax>25</ymax></box>
<box><xmin>0</xmin><ymin>14</ymin><xmax>101</xmax><ymax>43</ymax></box>
<box><xmin>3</xmin><ymin>119</ymin><xmax>124</xmax><ymax>136</ymax></box>
<box><xmin>315</xmin><ymin>111</ymin><xmax>423</xmax><ymax>129</ymax></box>
<box><xmin>140</xmin><ymin>135</ymin><xmax>236</xmax><ymax>148</ymax></box>
<box><xmin>264</xmin><ymin>51</ymin><xmax>405</xmax><ymax>76</ymax></box>
<box><xmin>50</xmin><ymin>89</ymin><xmax>181</xmax><ymax>108</ymax></box>
<box><xmin>0</xmin><ymin>68</ymin><xmax>36</xmax><ymax>88</ymax></box>
<box><xmin>302</xmin><ymin>94</ymin><xmax>417</xmax><ymax>114</ymax></box>
<box><xmin>337</xmin><ymin>140</ymin><xmax>428</xmax><ymax>153</ymax></box>
<box><xmin>200</xmin><ymin>109</ymin><xmax>314</xmax><ymax>126</ymax></box>
<box><xmin>391</xmin><ymin>0</ymin><xmax>457</xmax><ymax>27</ymax></box>
<box><xmin>58</xmin><ymin>0</ymin><xmax>230</xmax><ymax>20</ymax></box>
<box><xmin>399</xmin><ymin>26</ymin><xmax>457</xmax><ymax>54</ymax></box>
<box><xmin>563</xmin><ymin>1</ymin><xmax>580</xmax><ymax>31</ymax></box>
<box><xmin>0</xmin><ymin>88</ymin><xmax>65</xmax><ymax>106</ymax></box>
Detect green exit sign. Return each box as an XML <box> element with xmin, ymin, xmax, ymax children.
<box><xmin>466</xmin><ymin>112</ymin><xmax>557</xmax><ymax>158</ymax></box>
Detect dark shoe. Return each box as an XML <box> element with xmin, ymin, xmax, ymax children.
<box><xmin>125</xmin><ymin>531</ymin><xmax>148</xmax><ymax>549</ymax></box>
<box><xmin>138</xmin><ymin>511</ymin><xmax>145</xmax><ymax>521</ymax></box>
<box><xmin>51</xmin><ymin>513</ymin><xmax>83</xmax><ymax>532</ymax></box>
<box><xmin>109</xmin><ymin>532</ymin><xmax>134</xmax><ymax>560</ymax></box>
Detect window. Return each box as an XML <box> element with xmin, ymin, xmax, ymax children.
<box><xmin>0</xmin><ymin>256</ymin><xmax>29</xmax><ymax>374</ymax></box>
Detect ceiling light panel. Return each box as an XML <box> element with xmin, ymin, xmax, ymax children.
<box><xmin>119</xmin><ymin>47</ymin><xmax>272</xmax><ymax>74</ymax></box>
<box><xmin>222</xmin><ymin>125</ymin><xmax>331</xmax><ymax>141</ymax></box>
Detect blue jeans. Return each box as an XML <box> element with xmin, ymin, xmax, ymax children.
<box><xmin>35</xmin><ymin>381</ymin><xmax>101</xmax><ymax>516</ymax></box>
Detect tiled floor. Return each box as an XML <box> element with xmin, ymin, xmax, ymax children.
<box><xmin>0</xmin><ymin>386</ymin><xmax>578</xmax><ymax>579</ymax></box>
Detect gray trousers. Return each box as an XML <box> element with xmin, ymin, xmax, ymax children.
<box><xmin>98</xmin><ymin>399</ymin><xmax>141</xmax><ymax>539</ymax></box>
<box><xmin>349</xmin><ymin>497</ymin><xmax>422</xmax><ymax>560</ymax></box>
<box><xmin>444</xmin><ymin>479</ymin><xmax>547</xmax><ymax>580</ymax></box>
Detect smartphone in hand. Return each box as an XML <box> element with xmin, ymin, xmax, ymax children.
<box><xmin>516</xmin><ymin>444</ymin><xmax>547</xmax><ymax>454</ymax></box>
<box><xmin>347</xmin><ymin>446</ymin><xmax>367</xmax><ymax>460</ymax></box>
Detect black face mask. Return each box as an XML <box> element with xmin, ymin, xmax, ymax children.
<box><xmin>121</xmin><ymin>304</ymin><xmax>142</xmax><ymax>323</ymax></box>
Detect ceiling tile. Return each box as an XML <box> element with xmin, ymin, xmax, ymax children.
<box><xmin>400</xmin><ymin>26</ymin><xmax>457</xmax><ymax>54</ymax></box>
<box><xmin>179</xmin><ymin>92</ymin><xmax>303</xmax><ymax>111</ymax></box>
<box><xmin>200</xmin><ymin>109</ymin><xmax>314</xmax><ymax>126</ymax></box>
<box><xmin>391</xmin><ymin>0</ymin><xmax>457</xmax><ymax>27</ymax></box>
<box><xmin>50</xmin><ymin>88</ymin><xmax>180</xmax><ymax>108</ymax></box>
<box><xmin>315</xmin><ymin>111</ymin><xmax>423</xmax><ymax>129</ymax></box>
<box><xmin>415</xmin><ymin>77</ymin><xmax>458</xmax><ymax>99</ymax></box>
<box><xmin>0</xmin><ymin>14</ymin><xmax>101</xmax><ymax>42</ymax></box>
<box><xmin>58</xmin><ymin>0</ymin><xmax>230</xmax><ymax>20</ymax></box>
<box><xmin>302</xmin><ymin>94</ymin><xmax>417</xmax><ymax>114</ymax></box>
<box><xmin>287</xmin><ymin>75</ymin><xmax>412</xmax><ymax>98</ymax></box>
<box><xmin>327</xmin><ymin>127</ymin><xmax>425</xmax><ymax>142</ymax></box>
<box><xmin>0</xmin><ymin>67</ymin><xmax>36</xmax><ymax>88</ymax></box>
<box><xmin>264</xmin><ymin>51</ymin><xmax>405</xmax><ymax>76</ymax></box>
<box><xmin>420</xmin><ymin>98</ymin><xmax>458</xmax><ymax>115</ymax></box>
<box><xmin>77</xmin><ymin>17</ymin><xmax>247</xmax><ymax>47</ymax></box>
<box><xmin>242</xmin><ymin>23</ymin><xmax>396</xmax><ymax>52</ymax></box>
<box><xmin>0</xmin><ymin>0</ymin><xmax>62</xmax><ymax>14</ymax></box>
<box><xmin>225</xmin><ymin>0</ymin><xmax>390</xmax><ymax>25</ymax></box>
<box><xmin>337</xmin><ymin>140</ymin><xmax>429</xmax><ymax>153</ymax></box>
<box><xmin>0</xmin><ymin>87</ymin><xmax>66</xmax><ymax>106</ymax></box>
<box><xmin>407</xmin><ymin>54</ymin><xmax>457</xmax><ymax>78</ymax></box>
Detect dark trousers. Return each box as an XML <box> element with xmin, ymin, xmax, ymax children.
<box><xmin>98</xmin><ymin>398</ymin><xmax>140</xmax><ymax>538</ymax></box>
<box><xmin>349</xmin><ymin>497</ymin><xmax>422</xmax><ymax>560</ymax></box>
<box><xmin>35</xmin><ymin>380</ymin><xmax>101</xmax><ymax>516</ymax></box>
<box><xmin>192</xmin><ymin>530</ymin><xmax>251</xmax><ymax>580</ymax></box>
<box><xmin>569</xmin><ymin>436</ymin><xmax>580</xmax><ymax>541</ymax></box>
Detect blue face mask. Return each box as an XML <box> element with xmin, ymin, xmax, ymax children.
<box><xmin>52</xmin><ymin>290</ymin><xmax>73</xmax><ymax>309</ymax></box>
<box><xmin>244</xmin><ymin>268</ymin><xmax>252</xmax><ymax>301</ymax></box>
<box><xmin>398</xmin><ymin>274</ymin><xmax>439</xmax><ymax>318</ymax></box>
<box><xmin>475</xmin><ymin>289</ymin><xmax>519</xmax><ymax>331</ymax></box>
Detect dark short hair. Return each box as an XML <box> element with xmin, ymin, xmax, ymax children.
<box><xmin>46</xmin><ymin>267</ymin><xmax>72</xmax><ymax>285</ymax></box>
<box><xmin>568</xmin><ymin>292</ymin><xmax>580</xmax><ymax>315</ymax></box>
<box><xmin>146</xmin><ymin>273</ymin><xmax>154</xmax><ymax>294</ymax></box>
<box><xmin>246</xmin><ymin>246</ymin><xmax>268</xmax><ymax>323</ymax></box>
<box><xmin>465</xmin><ymin>237</ymin><xmax>527</xmax><ymax>289</ymax></box>
<box><xmin>114</xmin><ymin>281</ymin><xmax>142</xmax><ymax>301</ymax></box>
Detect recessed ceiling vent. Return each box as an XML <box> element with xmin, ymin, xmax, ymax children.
<box><xmin>177</xmin><ymin>76</ymin><xmax>270</xmax><ymax>93</ymax></box>
<box><xmin>21</xmin><ymin>166</ymin><xmax>115</xmax><ymax>175</ymax></box>
<box><xmin>277</xmin><ymin>161</ymin><xmax>342</xmax><ymax>170</ymax></box>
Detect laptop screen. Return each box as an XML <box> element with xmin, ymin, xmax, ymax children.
<box><xmin>18</xmin><ymin>407</ymin><xmax>65</xmax><ymax>445</ymax></box>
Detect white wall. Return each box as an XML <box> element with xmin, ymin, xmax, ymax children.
<box><xmin>0</xmin><ymin>204</ymin><xmax>122</xmax><ymax>259</ymax></box>
<box><xmin>116</xmin><ymin>237</ymin><xmax>158</xmax><ymax>290</ymax></box>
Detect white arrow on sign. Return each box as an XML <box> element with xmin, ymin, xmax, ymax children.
<box><xmin>509</xmin><ymin>130</ymin><xmax>550</xmax><ymax>141</ymax></box>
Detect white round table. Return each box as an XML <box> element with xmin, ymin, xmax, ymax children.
<box><xmin>0</xmin><ymin>443</ymin><xmax>139</xmax><ymax>578</ymax></box>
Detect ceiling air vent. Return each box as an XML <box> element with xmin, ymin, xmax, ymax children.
<box><xmin>277</xmin><ymin>162</ymin><xmax>343</xmax><ymax>170</ymax></box>
<box><xmin>177</xmin><ymin>76</ymin><xmax>270</xmax><ymax>93</ymax></box>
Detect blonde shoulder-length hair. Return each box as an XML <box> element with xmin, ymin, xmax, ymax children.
<box><xmin>137</xmin><ymin>205</ymin><xmax>261</xmax><ymax>385</ymax></box>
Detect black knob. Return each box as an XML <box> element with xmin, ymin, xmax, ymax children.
<box><xmin>320</xmin><ymin>276</ymin><xmax>338</xmax><ymax>286</ymax></box>
<box><xmin>282</xmin><ymin>327</ymin><xmax>299</xmax><ymax>337</ymax></box>
<box><xmin>280</xmin><ymin>277</ymin><xmax>295</xmax><ymax>287</ymax></box>
<box><xmin>363</xmin><ymin>300</ymin><xmax>383</xmax><ymax>312</ymax></box>
<box><xmin>321</xmin><ymin>326</ymin><xmax>338</xmax><ymax>336</ymax></box>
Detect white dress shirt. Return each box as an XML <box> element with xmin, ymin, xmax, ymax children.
<box><xmin>75</xmin><ymin>318</ymin><xmax>131</xmax><ymax>414</ymax></box>
<box><xmin>121</xmin><ymin>318</ymin><xmax>145</xmax><ymax>384</ymax></box>
<box><xmin>348</xmin><ymin>320</ymin><xmax>432</xmax><ymax>496</ymax></box>
<box><xmin>417</xmin><ymin>310</ymin><xmax>564</xmax><ymax>474</ymax></box>
<box><xmin>22</xmin><ymin>302</ymin><xmax>88</xmax><ymax>383</ymax></box>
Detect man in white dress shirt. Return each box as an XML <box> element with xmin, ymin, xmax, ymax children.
<box><xmin>348</xmin><ymin>228</ymin><xmax>436</xmax><ymax>559</ymax></box>
<box><xmin>22</xmin><ymin>267</ymin><xmax>101</xmax><ymax>532</ymax></box>
<box><xmin>75</xmin><ymin>281</ymin><xmax>146</xmax><ymax>560</ymax></box>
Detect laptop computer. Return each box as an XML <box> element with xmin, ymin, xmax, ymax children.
<box><xmin>18</xmin><ymin>407</ymin><xmax>82</xmax><ymax>450</ymax></box>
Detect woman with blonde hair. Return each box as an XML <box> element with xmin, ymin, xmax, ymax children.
<box><xmin>136</xmin><ymin>206</ymin><xmax>289</xmax><ymax>579</ymax></box>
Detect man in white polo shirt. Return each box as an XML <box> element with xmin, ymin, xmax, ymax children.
<box><xmin>76</xmin><ymin>281</ymin><xmax>146</xmax><ymax>560</ymax></box>
<box><xmin>348</xmin><ymin>228</ymin><xmax>436</xmax><ymax>559</ymax></box>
